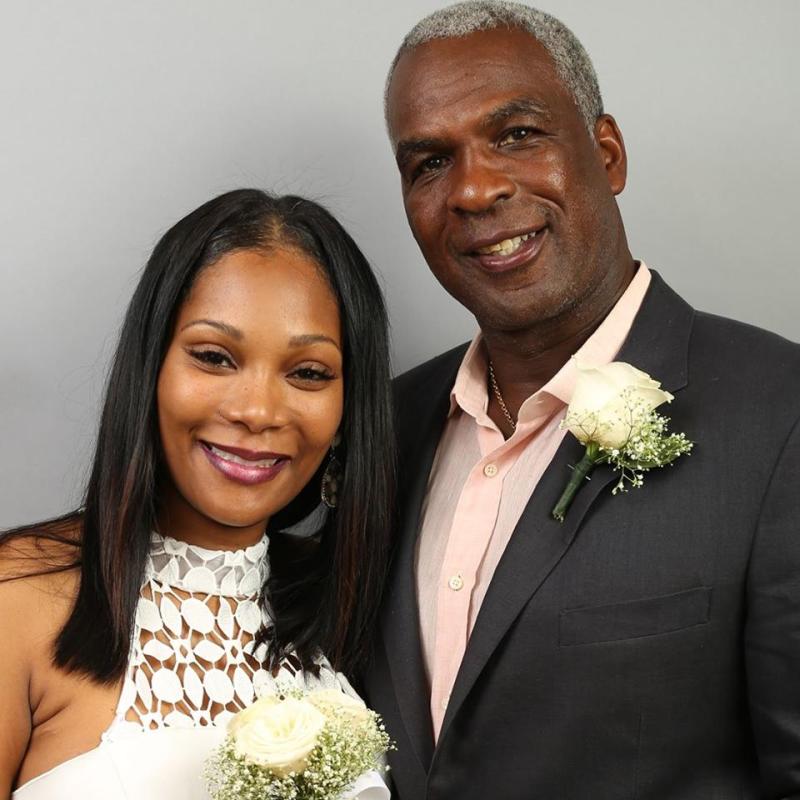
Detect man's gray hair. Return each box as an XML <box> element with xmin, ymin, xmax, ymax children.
<box><xmin>386</xmin><ymin>1</ymin><xmax>603</xmax><ymax>133</ymax></box>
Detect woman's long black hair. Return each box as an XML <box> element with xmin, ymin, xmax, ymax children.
<box><xmin>3</xmin><ymin>189</ymin><xmax>395</xmax><ymax>680</ymax></box>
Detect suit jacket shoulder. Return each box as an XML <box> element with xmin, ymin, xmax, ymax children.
<box><xmin>690</xmin><ymin>309</ymin><xmax>800</xmax><ymax>396</ymax></box>
<box><xmin>394</xmin><ymin>343</ymin><xmax>468</xmax><ymax>397</ymax></box>
<box><xmin>393</xmin><ymin>343</ymin><xmax>468</xmax><ymax>441</ymax></box>
<box><xmin>681</xmin><ymin>310</ymin><xmax>800</xmax><ymax>464</ymax></box>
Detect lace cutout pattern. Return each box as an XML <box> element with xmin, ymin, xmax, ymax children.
<box><xmin>103</xmin><ymin>534</ymin><xmax>345</xmax><ymax>741</ymax></box>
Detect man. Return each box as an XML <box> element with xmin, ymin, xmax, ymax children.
<box><xmin>362</xmin><ymin>2</ymin><xmax>800</xmax><ymax>798</ymax></box>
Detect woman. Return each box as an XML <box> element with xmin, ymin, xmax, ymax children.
<box><xmin>0</xmin><ymin>189</ymin><xmax>394</xmax><ymax>798</ymax></box>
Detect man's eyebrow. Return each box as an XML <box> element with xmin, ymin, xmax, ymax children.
<box><xmin>181</xmin><ymin>319</ymin><xmax>244</xmax><ymax>340</ymax></box>
<box><xmin>394</xmin><ymin>99</ymin><xmax>552</xmax><ymax>166</ymax></box>
<box><xmin>395</xmin><ymin>137</ymin><xmax>448</xmax><ymax>168</ymax></box>
<box><xmin>288</xmin><ymin>333</ymin><xmax>341</xmax><ymax>351</ymax></box>
<box><xmin>483</xmin><ymin>98</ymin><xmax>552</xmax><ymax>127</ymax></box>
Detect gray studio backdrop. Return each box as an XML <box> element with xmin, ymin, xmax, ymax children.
<box><xmin>1</xmin><ymin>0</ymin><xmax>798</xmax><ymax>527</ymax></box>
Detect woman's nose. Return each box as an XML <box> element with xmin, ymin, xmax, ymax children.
<box><xmin>218</xmin><ymin>376</ymin><xmax>289</xmax><ymax>433</ymax></box>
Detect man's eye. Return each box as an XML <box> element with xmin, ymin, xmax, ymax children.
<box><xmin>413</xmin><ymin>155</ymin><xmax>447</xmax><ymax>179</ymax></box>
<box><xmin>189</xmin><ymin>349</ymin><xmax>234</xmax><ymax>368</ymax></box>
<box><xmin>498</xmin><ymin>127</ymin><xmax>537</xmax><ymax>146</ymax></box>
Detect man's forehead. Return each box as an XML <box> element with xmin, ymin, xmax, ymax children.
<box><xmin>387</xmin><ymin>29</ymin><xmax>567</xmax><ymax>144</ymax></box>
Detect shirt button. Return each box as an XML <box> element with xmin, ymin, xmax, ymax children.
<box><xmin>483</xmin><ymin>463</ymin><xmax>498</xmax><ymax>477</ymax></box>
<box><xmin>448</xmin><ymin>574</ymin><xmax>464</xmax><ymax>591</ymax></box>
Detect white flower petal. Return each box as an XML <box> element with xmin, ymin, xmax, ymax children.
<box><xmin>566</xmin><ymin>361</ymin><xmax>673</xmax><ymax>449</ymax></box>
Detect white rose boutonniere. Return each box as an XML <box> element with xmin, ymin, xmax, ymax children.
<box><xmin>551</xmin><ymin>360</ymin><xmax>693</xmax><ymax>522</ymax></box>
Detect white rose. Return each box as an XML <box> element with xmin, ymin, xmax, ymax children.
<box><xmin>307</xmin><ymin>688</ymin><xmax>371</xmax><ymax>724</ymax></box>
<box><xmin>565</xmin><ymin>360</ymin><xmax>673</xmax><ymax>449</ymax></box>
<box><xmin>227</xmin><ymin>693</ymin><xmax>326</xmax><ymax>776</ymax></box>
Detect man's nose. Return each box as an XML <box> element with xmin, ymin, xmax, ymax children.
<box><xmin>219</xmin><ymin>376</ymin><xmax>289</xmax><ymax>433</ymax></box>
<box><xmin>446</xmin><ymin>151</ymin><xmax>516</xmax><ymax>215</ymax></box>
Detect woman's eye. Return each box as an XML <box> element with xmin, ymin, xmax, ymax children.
<box><xmin>290</xmin><ymin>365</ymin><xmax>336</xmax><ymax>383</ymax></box>
<box><xmin>188</xmin><ymin>349</ymin><xmax>234</xmax><ymax>368</ymax></box>
<box><xmin>499</xmin><ymin>127</ymin><xmax>537</xmax><ymax>146</ymax></box>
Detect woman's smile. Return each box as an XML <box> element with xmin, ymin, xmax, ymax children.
<box><xmin>199</xmin><ymin>440</ymin><xmax>291</xmax><ymax>486</ymax></box>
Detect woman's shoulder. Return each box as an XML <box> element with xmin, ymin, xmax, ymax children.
<box><xmin>0</xmin><ymin>519</ymin><xmax>80</xmax><ymax>576</ymax></box>
<box><xmin>0</xmin><ymin>527</ymin><xmax>83</xmax><ymax>778</ymax></box>
<box><xmin>0</xmin><ymin>525</ymin><xmax>82</xmax><ymax>639</ymax></box>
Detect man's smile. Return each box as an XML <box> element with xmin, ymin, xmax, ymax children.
<box><xmin>474</xmin><ymin>230</ymin><xmax>537</xmax><ymax>256</ymax></box>
<box><xmin>462</xmin><ymin>225</ymin><xmax>548</xmax><ymax>273</ymax></box>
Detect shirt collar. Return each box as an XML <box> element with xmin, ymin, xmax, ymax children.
<box><xmin>449</xmin><ymin>263</ymin><xmax>653</xmax><ymax>423</ymax></box>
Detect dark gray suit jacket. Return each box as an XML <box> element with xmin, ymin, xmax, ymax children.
<box><xmin>363</xmin><ymin>272</ymin><xmax>800</xmax><ymax>799</ymax></box>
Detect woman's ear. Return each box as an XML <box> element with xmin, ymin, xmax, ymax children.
<box><xmin>266</xmin><ymin>459</ymin><xmax>327</xmax><ymax>534</ymax></box>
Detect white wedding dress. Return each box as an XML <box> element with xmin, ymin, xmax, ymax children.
<box><xmin>13</xmin><ymin>534</ymin><xmax>388</xmax><ymax>799</ymax></box>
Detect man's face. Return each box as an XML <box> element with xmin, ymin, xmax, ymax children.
<box><xmin>386</xmin><ymin>27</ymin><xmax>628</xmax><ymax>334</ymax></box>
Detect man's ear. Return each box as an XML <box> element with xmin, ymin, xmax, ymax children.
<box><xmin>594</xmin><ymin>114</ymin><xmax>627</xmax><ymax>195</ymax></box>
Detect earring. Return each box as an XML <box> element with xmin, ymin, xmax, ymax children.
<box><xmin>321</xmin><ymin>437</ymin><xmax>342</xmax><ymax>509</ymax></box>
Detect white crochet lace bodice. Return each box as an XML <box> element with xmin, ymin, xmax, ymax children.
<box><xmin>103</xmin><ymin>533</ymin><xmax>348</xmax><ymax>741</ymax></box>
<box><xmin>12</xmin><ymin>533</ymin><xmax>389</xmax><ymax>799</ymax></box>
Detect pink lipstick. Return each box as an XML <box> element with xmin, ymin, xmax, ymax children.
<box><xmin>200</xmin><ymin>441</ymin><xmax>290</xmax><ymax>486</ymax></box>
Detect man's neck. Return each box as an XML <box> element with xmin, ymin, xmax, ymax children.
<box><xmin>482</xmin><ymin>259</ymin><xmax>638</xmax><ymax>429</ymax></box>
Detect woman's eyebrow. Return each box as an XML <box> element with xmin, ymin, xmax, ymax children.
<box><xmin>180</xmin><ymin>319</ymin><xmax>244</xmax><ymax>340</ymax></box>
<box><xmin>180</xmin><ymin>322</ymin><xmax>340</xmax><ymax>351</ymax></box>
<box><xmin>289</xmin><ymin>333</ymin><xmax>341</xmax><ymax>350</ymax></box>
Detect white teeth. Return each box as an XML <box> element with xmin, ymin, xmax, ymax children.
<box><xmin>207</xmin><ymin>444</ymin><xmax>279</xmax><ymax>468</ymax></box>
<box><xmin>476</xmin><ymin>231</ymin><xmax>536</xmax><ymax>256</ymax></box>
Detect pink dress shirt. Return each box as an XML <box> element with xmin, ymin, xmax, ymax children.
<box><xmin>415</xmin><ymin>264</ymin><xmax>652</xmax><ymax>740</ymax></box>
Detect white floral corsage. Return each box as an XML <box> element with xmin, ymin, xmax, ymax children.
<box><xmin>204</xmin><ymin>685</ymin><xmax>392</xmax><ymax>800</ymax></box>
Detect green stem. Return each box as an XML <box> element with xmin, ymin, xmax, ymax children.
<box><xmin>551</xmin><ymin>444</ymin><xmax>601</xmax><ymax>522</ymax></box>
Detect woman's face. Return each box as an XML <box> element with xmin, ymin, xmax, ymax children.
<box><xmin>156</xmin><ymin>246</ymin><xmax>343</xmax><ymax>549</ymax></box>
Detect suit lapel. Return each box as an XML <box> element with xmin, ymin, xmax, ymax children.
<box><xmin>381</xmin><ymin>347</ymin><xmax>466</xmax><ymax>771</ymax></box>
<box><xmin>437</xmin><ymin>271</ymin><xmax>694</xmax><ymax>746</ymax></box>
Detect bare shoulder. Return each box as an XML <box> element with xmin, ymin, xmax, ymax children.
<box><xmin>0</xmin><ymin>527</ymin><xmax>81</xmax><ymax>639</ymax></box>
<box><xmin>0</xmin><ymin>526</ymin><xmax>79</xmax><ymax>572</ymax></box>
<box><xmin>0</xmin><ymin>527</ymin><xmax>81</xmax><ymax>794</ymax></box>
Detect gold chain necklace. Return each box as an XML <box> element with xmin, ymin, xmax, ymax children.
<box><xmin>487</xmin><ymin>360</ymin><xmax>517</xmax><ymax>432</ymax></box>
